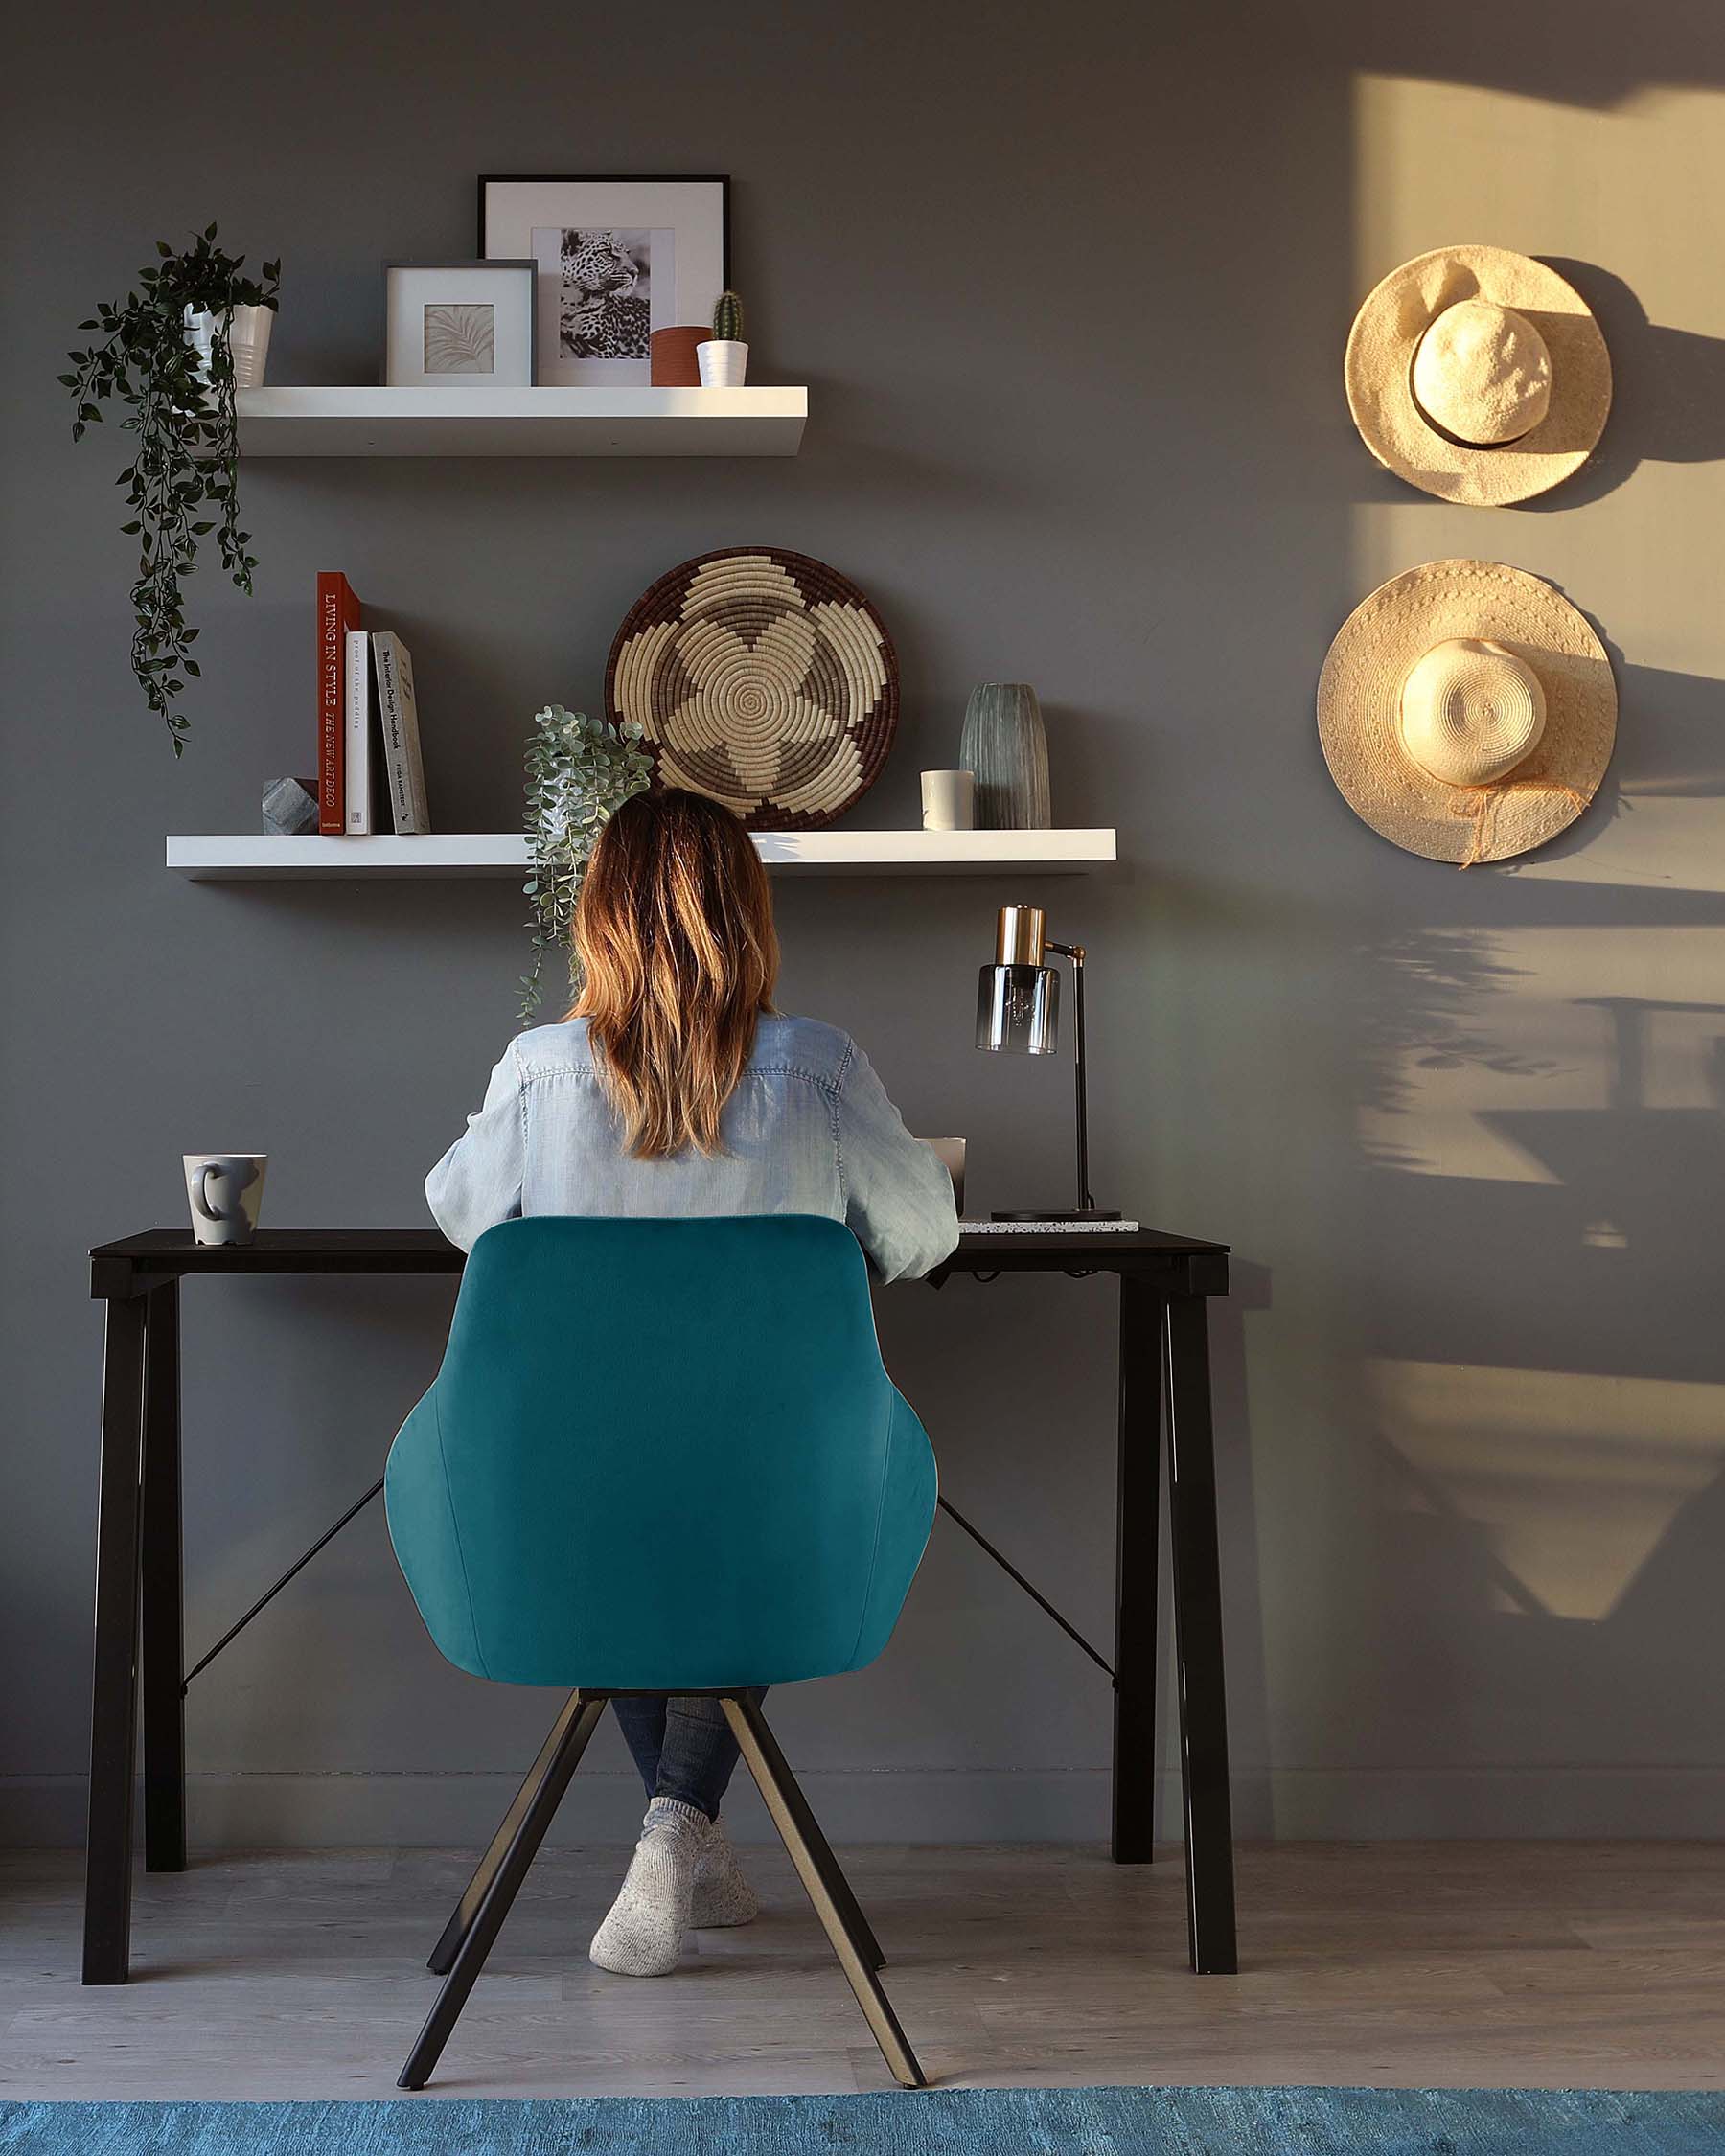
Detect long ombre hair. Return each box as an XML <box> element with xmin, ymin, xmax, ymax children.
<box><xmin>569</xmin><ymin>789</ymin><xmax>780</xmax><ymax>1158</ymax></box>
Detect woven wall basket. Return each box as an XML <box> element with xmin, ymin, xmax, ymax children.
<box><xmin>605</xmin><ymin>548</ymin><xmax>900</xmax><ymax>829</ymax></box>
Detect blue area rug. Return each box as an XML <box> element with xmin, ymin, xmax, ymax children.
<box><xmin>4</xmin><ymin>2088</ymin><xmax>1724</xmax><ymax>2152</ymax></box>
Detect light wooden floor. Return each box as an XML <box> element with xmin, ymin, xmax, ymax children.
<box><xmin>3</xmin><ymin>1842</ymin><xmax>1724</xmax><ymax>2099</ymax></box>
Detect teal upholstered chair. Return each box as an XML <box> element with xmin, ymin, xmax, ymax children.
<box><xmin>384</xmin><ymin>1214</ymin><xmax>938</xmax><ymax>2091</ymax></box>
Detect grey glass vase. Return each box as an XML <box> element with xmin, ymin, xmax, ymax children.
<box><xmin>959</xmin><ymin>683</ymin><xmax>1051</xmax><ymax>830</ymax></box>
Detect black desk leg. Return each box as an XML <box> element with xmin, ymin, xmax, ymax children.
<box><xmin>1164</xmin><ymin>1293</ymin><xmax>1237</xmax><ymax>1974</ymax></box>
<box><xmin>141</xmin><ymin>1282</ymin><xmax>186</xmax><ymax>1872</ymax></box>
<box><xmin>83</xmin><ymin>1295</ymin><xmax>147</xmax><ymax>1984</ymax></box>
<box><xmin>1111</xmin><ymin>1274</ymin><xmax>1163</xmax><ymax>1864</ymax></box>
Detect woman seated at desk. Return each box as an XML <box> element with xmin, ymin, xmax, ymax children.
<box><xmin>426</xmin><ymin>786</ymin><xmax>957</xmax><ymax>1978</ymax></box>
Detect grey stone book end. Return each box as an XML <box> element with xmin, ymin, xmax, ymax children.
<box><xmin>263</xmin><ymin>777</ymin><xmax>319</xmax><ymax>837</ymax></box>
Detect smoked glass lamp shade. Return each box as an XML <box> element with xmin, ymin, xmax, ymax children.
<box><xmin>977</xmin><ymin>962</ymin><xmax>1059</xmax><ymax>1055</ymax></box>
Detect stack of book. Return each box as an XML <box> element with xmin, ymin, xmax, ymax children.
<box><xmin>316</xmin><ymin>572</ymin><xmax>432</xmax><ymax>835</ymax></box>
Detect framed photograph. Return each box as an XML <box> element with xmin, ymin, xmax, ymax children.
<box><xmin>382</xmin><ymin>261</ymin><xmax>537</xmax><ymax>389</ymax></box>
<box><xmin>478</xmin><ymin>175</ymin><xmax>729</xmax><ymax>387</ymax></box>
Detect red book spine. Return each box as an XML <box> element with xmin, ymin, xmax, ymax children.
<box><xmin>316</xmin><ymin>573</ymin><xmax>359</xmax><ymax>833</ymax></box>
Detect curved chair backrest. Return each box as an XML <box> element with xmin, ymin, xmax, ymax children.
<box><xmin>384</xmin><ymin>1214</ymin><xmax>936</xmax><ymax>1692</ymax></box>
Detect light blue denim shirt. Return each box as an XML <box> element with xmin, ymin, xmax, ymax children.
<box><xmin>426</xmin><ymin>1013</ymin><xmax>960</xmax><ymax>1286</ymax></box>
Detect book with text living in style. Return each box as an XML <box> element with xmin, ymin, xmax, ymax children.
<box><xmin>316</xmin><ymin>572</ymin><xmax>361</xmax><ymax>834</ymax></box>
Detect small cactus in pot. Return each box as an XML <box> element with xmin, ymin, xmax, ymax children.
<box><xmin>712</xmin><ymin>289</ymin><xmax>745</xmax><ymax>342</ymax></box>
<box><xmin>698</xmin><ymin>288</ymin><xmax>748</xmax><ymax>386</ymax></box>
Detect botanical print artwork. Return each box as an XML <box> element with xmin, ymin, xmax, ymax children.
<box><xmin>542</xmin><ymin>227</ymin><xmax>661</xmax><ymax>360</ymax></box>
<box><xmin>423</xmin><ymin>303</ymin><xmax>495</xmax><ymax>375</ymax></box>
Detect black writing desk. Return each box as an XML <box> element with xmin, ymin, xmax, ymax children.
<box><xmin>83</xmin><ymin>1226</ymin><xmax>1235</xmax><ymax>1984</ymax></box>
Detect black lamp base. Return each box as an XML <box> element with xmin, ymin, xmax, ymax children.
<box><xmin>991</xmin><ymin>1207</ymin><xmax>1124</xmax><ymax>1223</ymax></box>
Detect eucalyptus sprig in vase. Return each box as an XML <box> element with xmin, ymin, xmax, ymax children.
<box><xmin>520</xmin><ymin>704</ymin><xmax>652</xmax><ymax>1023</ymax></box>
<box><xmin>61</xmin><ymin>224</ymin><xmax>280</xmax><ymax>751</ymax></box>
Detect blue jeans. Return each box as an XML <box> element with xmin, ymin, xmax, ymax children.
<box><xmin>612</xmin><ymin>1691</ymin><xmax>766</xmax><ymax>1821</ymax></box>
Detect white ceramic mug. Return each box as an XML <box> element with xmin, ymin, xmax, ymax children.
<box><xmin>184</xmin><ymin>1154</ymin><xmax>267</xmax><ymax>1247</ymax></box>
<box><xmin>926</xmin><ymin>1138</ymin><xmax>966</xmax><ymax>1217</ymax></box>
<box><xmin>921</xmin><ymin>769</ymin><xmax>976</xmax><ymax>831</ymax></box>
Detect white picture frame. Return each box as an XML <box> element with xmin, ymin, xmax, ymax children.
<box><xmin>478</xmin><ymin>175</ymin><xmax>729</xmax><ymax>388</ymax></box>
<box><xmin>382</xmin><ymin>261</ymin><xmax>537</xmax><ymax>390</ymax></box>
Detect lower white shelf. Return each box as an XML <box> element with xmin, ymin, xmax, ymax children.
<box><xmin>167</xmin><ymin>830</ymin><xmax>1117</xmax><ymax>881</ymax></box>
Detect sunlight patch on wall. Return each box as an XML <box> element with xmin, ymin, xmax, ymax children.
<box><xmin>1353</xmin><ymin>78</ymin><xmax>1586</xmax><ymax>279</ymax></box>
<box><xmin>1358</xmin><ymin>1107</ymin><xmax>1559</xmax><ymax>1184</ymax></box>
<box><xmin>1352</xmin><ymin>76</ymin><xmax>1725</xmax><ymax>373</ymax></box>
<box><xmin>1372</xmin><ymin>1358</ymin><xmax>1725</xmax><ymax>1620</ymax></box>
<box><xmin>1348</xmin><ymin>73</ymin><xmax>1725</xmax><ymax>898</ymax></box>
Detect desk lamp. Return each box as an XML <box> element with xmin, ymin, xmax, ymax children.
<box><xmin>976</xmin><ymin>905</ymin><xmax>1119</xmax><ymax>1221</ymax></box>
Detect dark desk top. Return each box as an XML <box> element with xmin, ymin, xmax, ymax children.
<box><xmin>91</xmin><ymin>1225</ymin><xmax>1229</xmax><ymax>1297</ymax></box>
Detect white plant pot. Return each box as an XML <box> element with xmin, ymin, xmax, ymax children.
<box><xmin>182</xmin><ymin>303</ymin><xmax>273</xmax><ymax>391</ymax></box>
<box><xmin>229</xmin><ymin>303</ymin><xmax>273</xmax><ymax>388</ymax></box>
<box><xmin>697</xmin><ymin>339</ymin><xmax>748</xmax><ymax>387</ymax></box>
<box><xmin>182</xmin><ymin>307</ymin><xmax>218</xmax><ymax>382</ymax></box>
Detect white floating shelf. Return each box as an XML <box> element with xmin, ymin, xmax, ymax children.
<box><xmin>167</xmin><ymin>830</ymin><xmax>1117</xmax><ymax>881</ymax></box>
<box><xmin>236</xmin><ymin>386</ymin><xmax>807</xmax><ymax>457</ymax></box>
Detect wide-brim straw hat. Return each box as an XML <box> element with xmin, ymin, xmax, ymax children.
<box><xmin>1346</xmin><ymin>245</ymin><xmax>1612</xmax><ymax>506</ymax></box>
<box><xmin>1317</xmin><ymin>561</ymin><xmax>1616</xmax><ymax>866</ymax></box>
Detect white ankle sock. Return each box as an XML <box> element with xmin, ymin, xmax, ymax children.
<box><xmin>589</xmin><ymin>1798</ymin><xmax>707</xmax><ymax>1977</ymax></box>
<box><xmin>691</xmin><ymin>1818</ymin><xmax>759</xmax><ymax>1929</ymax></box>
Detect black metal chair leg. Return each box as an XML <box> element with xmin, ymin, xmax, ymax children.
<box><xmin>725</xmin><ymin>1692</ymin><xmax>886</xmax><ymax>1971</ymax></box>
<box><xmin>791</xmin><ymin>1802</ymin><xmax>887</xmax><ymax>1973</ymax></box>
<box><xmin>722</xmin><ymin>1696</ymin><xmax>926</xmax><ymax>2090</ymax></box>
<box><xmin>427</xmin><ymin>1690</ymin><xmax>579</xmax><ymax>1973</ymax></box>
<box><xmin>400</xmin><ymin>1693</ymin><xmax>605</xmax><ymax>2090</ymax></box>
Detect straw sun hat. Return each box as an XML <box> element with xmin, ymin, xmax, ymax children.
<box><xmin>1317</xmin><ymin>561</ymin><xmax>1616</xmax><ymax>866</ymax></box>
<box><xmin>1346</xmin><ymin>246</ymin><xmax>1612</xmax><ymax>505</ymax></box>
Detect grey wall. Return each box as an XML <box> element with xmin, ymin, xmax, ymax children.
<box><xmin>6</xmin><ymin>2</ymin><xmax>1724</xmax><ymax>1848</ymax></box>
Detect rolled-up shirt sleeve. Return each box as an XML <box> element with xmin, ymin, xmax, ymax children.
<box><xmin>426</xmin><ymin>1042</ymin><xmax>525</xmax><ymax>1251</ymax></box>
<box><xmin>838</xmin><ymin>1043</ymin><xmax>961</xmax><ymax>1284</ymax></box>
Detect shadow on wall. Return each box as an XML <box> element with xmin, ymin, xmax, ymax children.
<box><xmin>1605</xmin><ymin>665</ymin><xmax>1725</xmax><ymax>803</ymax></box>
<box><xmin>1355</xmin><ymin>924</ymin><xmax>1559</xmax><ymax>1147</ymax></box>
<box><xmin>1350</xmin><ymin>885</ymin><xmax>1725</xmax><ymax>1793</ymax></box>
<box><xmin>1303</xmin><ymin>0</ymin><xmax>1725</xmax><ymax>107</ymax></box>
<box><xmin>1501</xmin><ymin>663</ymin><xmax>1725</xmax><ymax>905</ymax></box>
<box><xmin>1527</xmin><ymin>263</ymin><xmax>1725</xmax><ymax>514</ymax></box>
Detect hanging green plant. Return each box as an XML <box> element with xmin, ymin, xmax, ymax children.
<box><xmin>61</xmin><ymin>225</ymin><xmax>280</xmax><ymax>752</ymax></box>
<box><xmin>520</xmin><ymin>704</ymin><xmax>652</xmax><ymax>1024</ymax></box>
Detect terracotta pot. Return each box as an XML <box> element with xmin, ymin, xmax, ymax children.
<box><xmin>649</xmin><ymin>326</ymin><xmax>711</xmax><ymax>387</ymax></box>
